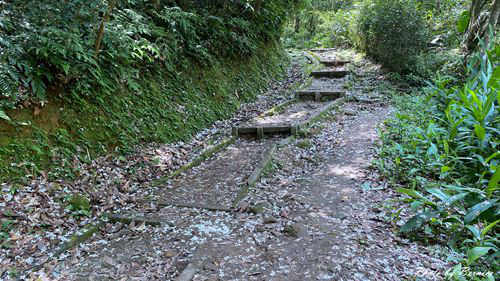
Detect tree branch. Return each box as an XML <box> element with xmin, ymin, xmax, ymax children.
<box><xmin>94</xmin><ymin>0</ymin><xmax>117</xmax><ymax>60</ymax></box>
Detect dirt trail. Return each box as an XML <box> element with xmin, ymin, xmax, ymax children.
<box><xmin>31</xmin><ymin>49</ymin><xmax>447</xmax><ymax>280</ymax></box>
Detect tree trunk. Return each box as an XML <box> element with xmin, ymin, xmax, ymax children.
<box><xmin>484</xmin><ymin>0</ymin><xmax>500</xmax><ymax>47</ymax></box>
<box><xmin>294</xmin><ymin>14</ymin><xmax>301</xmax><ymax>33</ymax></box>
<box><xmin>462</xmin><ymin>0</ymin><xmax>487</xmax><ymax>53</ymax></box>
<box><xmin>94</xmin><ymin>0</ymin><xmax>117</xmax><ymax>59</ymax></box>
<box><xmin>254</xmin><ymin>0</ymin><xmax>262</xmax><ymax>13</ymax></box>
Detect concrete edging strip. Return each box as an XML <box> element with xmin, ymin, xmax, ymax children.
<box><xmin>153</xmin><ymin>136</ymin><xmax>236</xmax><ymax>186</ymax></box>
<box><xmin>140</xmin><ymin>200</ymin><xmax>233</xmax><ymax>212</ymax></box>
<box><xmin>298</xmin><ymin>97</ymin><xmax>346</xmax><ymax>129</ymax></box>
<box><xmin>232</xmin><ymin>143</ymin><xmax>278</xmax><ymax>208</ymax></box>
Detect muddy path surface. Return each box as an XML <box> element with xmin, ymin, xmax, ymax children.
<box><xmin>19</xmin><ymin>49</ymin><xmax>448</xmax><ymax>281</ymax></box>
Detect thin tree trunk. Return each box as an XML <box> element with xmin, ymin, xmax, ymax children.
<box><xmin>254</xmin><ymin>0</ymin><xmax>262</xmax><ymax>13</ymax></box>
<box><xmin>295</xmin><ymin>14</ymin><xmax>301</xmax><ymax>33</ymax></box>
<box><xmin>484</xmin><ymin>0</ymin><xmax>500</xmax><ymax>47</ymax></box>
<box><xmin>94</xmin><ymin>0</ymin><xmax>117</xmax><ymax>59</ymax></box>
<box><xmin>463</xmin><ymin>0</ymin><xmax>487</xmax><ymax>53</ymax></box>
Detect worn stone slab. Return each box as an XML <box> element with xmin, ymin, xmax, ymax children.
<box><xmin>311</xmin><ymin>68</ymin><xmax>348</xmax><ymax>78</ymax></box>
<box><xmin>176</xmin><ymin>243</ymin><xmax>214</xmax><ymax>281</ymax></box>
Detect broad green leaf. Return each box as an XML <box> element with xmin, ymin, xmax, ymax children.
<box><xmin>61</xmin><ymin>63</ymin><xmax>70</xmax><ymax>75</ymax></box>
<box><xmin>484</xmin><ymin>152</ymin><xmax>499</xmax><ymax>164</ymax></box>
<box><xmin>427</xmin><ymin>143</ymin><xmax>438</xmax><ymax>157</ymax></box>
<box><xmin>452</xmin><ymin>264</ymin><xmax>462</xmax><ymax>280</ymax></box>
<box><xmin>400</xmin><ymin>214</ymin><xmax>423</xmax><ymax>232</ymax></box>
<box><xmin>464</xmin><ymin>199</ymin><xmax>497</xmax><ymax>223</ymax></box>
<box><xmin>474</xmin><ymin>124</ymin><xmax>486</xmax><ymax>141</ymax></box>
<box><xmin>443</xmin><ymin>141</ymin><xmax>449</xmax><ymax>157</ymax></box>
<box><xmin>488</xmin><ymin>66</ymin><xmax>500</xmax><ymax>89</ymax></box>
<box><xmin>441</xmin><ymin>166</ymin><xmax>451</xmax><ymax>174</ymax></box>
<box><xmin>487</xmin><ymin>165</ymin><xmax>500</xmax><ymax>198</ymax></box>
<box><xmin>457</xmin><ymin>11</ymin><xmax>471</xmax><ymax>33</ymax></box>
<box><xmin>465</xmin><ymin>225</ymin><xmax>481</xmax><ymax>240</ymax></box>
<box><xmin>467</xmin><ymin>247</ymin><xmax>491</xmax><ymax>263</ymax></box>
<box><xmin>0</xmin><ymin>109</ymin><xmax>10</xmax><ymax>121</ymax></box>
<box><xmin>397</xmin><ymin>188</ymin><xmax>424</xmax><ymax>199</ymax></box>
<box><xmin>481</xmin><ymin>219</ymin><xmax>500</xmax><ymax>238</ymax></box>
<box><xmin>446</xmin><ymin>193</ymin><xmax>467</xmax><ymax>206</ymax></box>
<box><xmin>426</xmin><ymin>187</ymin><xmax>450</xmax><ymax>202</ymax></box>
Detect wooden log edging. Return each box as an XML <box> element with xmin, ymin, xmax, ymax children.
<box><xmin>303</xmin><ymin>51</ymin><xmax>320</xmax><ymax>67</ymax></box>
<box><xmin>233</xmin><ymin>124</ymin><xmax>294</xmax><ymax>139</ymax></box>
<box><xmin>232</xmin><ymin>143</ymin><xmax>278</xmax><ymax>208</ymax></box>
<box><xmin>153</xmin><ymin>136</ymin><xmax>236</xmax><ymax>186</ymax></box>
<box><xmin>259</xmin><ymin>98</ymin><xmax>297</xmax><ymax>118</ymax></box>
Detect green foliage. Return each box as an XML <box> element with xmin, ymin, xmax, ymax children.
<box><xmin>376</xmin><ymin>43</ymin><xmax>500</xmax><ymax>277</ymax></box>
<box><xmin>458</xmin><ymin>11</ymin><xmax>472</xmax><ymax>34</ymax></box>
<box><xmin>0</xmin><ymin>0</ymin><xmax>296</xmax><ymax>111</ymax></box>
<box><xmin>0</xmin><ymin>46</ymin><xmax>287</xmax><ymax>180</ymax></box>
<box><xmin>415</xmin><ymin>0</ymin><xmax>469</xmax><ymax>46</ymax></box>
<box><xmin>352</xmin><ymin>0</ymin><xmax>430</xmax><ymax>72</ymax></box>
<box><xmin>282</xmin><ymin>0</ymin><xmax>355</xmax><ymax>49</ymax></box>
<box><xmin>0</xmin><ymin>0</ymin><xmax>295</xmax><ymax>179</ymax></box>
<box><xmin>0</xmin><ymin>220</ymin><xmax>13</xmax><ymax>246</ymax></box>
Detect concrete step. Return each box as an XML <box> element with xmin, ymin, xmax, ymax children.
<box><xmin>311</xmin><ymin>68</ymin><xmax>348</xmax><ymax>78</ymax></box>
<box><xmin>319</xmin><ymin>60</ymin><xmax>350</xmax><ymax>67</ymax></box>
<box><xmin>232</xmin><ymin>125</ymin><xmax>297</xmax><ymax>139</ymax></box>
<box><xmin>296</xmin><ymin>89</ymin><xmax>345</xmax><ymax>101</ymax></box>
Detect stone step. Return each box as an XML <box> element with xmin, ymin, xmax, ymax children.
<box><xmin>296</xmin><ymin>90</ymin><xmax>345</xmax><ymax>101</ymax></box>
<box><xmin>319</xmin><ymin>60</ymin><xmax>350</xmax><ymax>67</ymax></box>
<box><xmin>232</xmin><ymin>125</ymin><xmax>297</xmax><ymax>139</ymax></box>
<box><xmin>311</xmin><ymin>69</ymin><xmax>348</xmax><ymax>78</ymax></box>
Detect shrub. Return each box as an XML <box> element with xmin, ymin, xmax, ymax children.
<box><xmin>328</xmin><ymin>9</ymin><xmax>355</xmax><ymax>47</ymax></box>
<box><xmin>0</xmin><ymin>0</ymin><xmax>296</xmax><ymax>113</ymax></box>
<box><xmin>376</xmin><ymin>43</ymin><xmax>499</xmax><ymax>277</ymax></box>
<box><xmin>352</xmin><ymin>0</ymin><xmax>430</xmax><ymax>72</ymax></box>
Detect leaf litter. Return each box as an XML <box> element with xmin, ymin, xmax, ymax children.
<box><xmin>0</xmin><ymin>53</ymin><xmax>308</xmax><ymax>279</ymax></box>
<box><xmin>1</xmin><ymin>51</ymin><xmax>449</xmax><ymax>281</ymax></box>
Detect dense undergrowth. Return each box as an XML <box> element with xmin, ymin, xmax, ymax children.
<box><xmin>0</xmin><ymin>0</ymin><xmax>297</xmax><ymax>180</ymax></box>
<box><xmin>377</xmin><ymin>43</ymin><xmax>499</xmax><ymax>279</ymax></box>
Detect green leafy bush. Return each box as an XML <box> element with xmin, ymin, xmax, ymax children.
<box><xmin>377</xmin><ymin>43</ymin><xmax>499</xmax><ymax>277</ymax></box>
<box><xmin>0</xmin><ymin>0</ymin><xmax>299</xmax><ymax>179</ymax></box>
<box><xmin>327</xmin><ymin>9</ymin><xmax>355</xmax><ymax>47</ymax></box>
<box><xmin>0</xmin><ymin>0</ymin><xmax>296</xmax><ymax>111</ymax></box>
<box><xmin>353</xmin><ymin>0</ymin><xmax>430</xmax><ymax>72</ymax></box>
<box><xmin>282</xmin><ymin>0</ymin><xmax>355</xmax><ymax>49</ymax></box>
